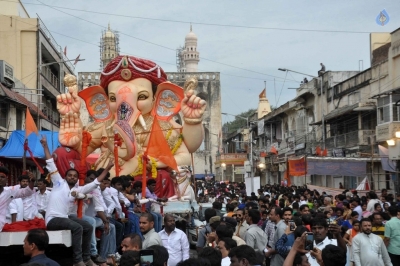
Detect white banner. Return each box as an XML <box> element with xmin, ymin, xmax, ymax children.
<box><xmin>245</xmin><ymin>176</ymin><xmax>260</xmax><ymax>194</ymax></box>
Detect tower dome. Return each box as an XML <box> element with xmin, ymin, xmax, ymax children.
<box><xmin>183</xmin><ymin>25</ymin><xmax>199</xmax><ymax>72</ymax></box>
<box><xmin>103</xmin><ymin>23</ymin><xmax>115</xmax><ymax>38</ymax></box>
<box><xmin>185</xmin><ymin>29</ymin><xmax>197</xmax><ymax>41</ymax></box>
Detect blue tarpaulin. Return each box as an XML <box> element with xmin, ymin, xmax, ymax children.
<box><xmin>194</xmin><ymin>174</ymin><xmax>215</xmax><ymax>179</ymax></box>
<box><xmin>0</xmin><ymin>131</ymin><xmax>59</xmax><ymax>158</ymax></box>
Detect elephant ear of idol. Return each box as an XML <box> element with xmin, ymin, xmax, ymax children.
<box><xmin>152</xmin><ymin>82</ymin><xmax>184</xmax><ymax>121</ymax></box>
<box><xmin>78</xmin><ymin>86</ymin><xmax>112</xmax><ymax>122</ymax></box>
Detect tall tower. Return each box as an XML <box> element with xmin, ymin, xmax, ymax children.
<box><xmin>182</xmin><ymin>25</ymin><xmax>199</xmax><ymax>72</ymax></box>
<box><xmin>100</xmin><ymin>23</ymin><xmax>120</xmax><ymax>70</ymax></box>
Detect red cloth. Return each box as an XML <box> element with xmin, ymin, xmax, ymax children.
<box><xmin>134</xmin><ymin>169</ymin><xmax>175</xmax><ymax>199</ymax></box>
<box><xmin>2</xmin><ymin>218</ymin><xmax>46</xmax><ymax>232</ymax></box>
<box><xmin>53</xmin><ymin>146</ymin><xmax>90</xmax><ymax>180</ymax></box>
<box><xmin>100</xmin><ymin>55</ymin><xmax>167</xmax><ymax>91</ymax></box>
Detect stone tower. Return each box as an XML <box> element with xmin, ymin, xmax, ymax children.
<box><xmin>258</xmin><ymin>85</ymin><xmax>271</xmax><ymax>119</ymax></box>
<box><xmin>100</xmin><ymin>23</ymin><xmax>120</xmax><ymax>70</ymax></box>
<box><xmin>182</xmin><ymin>25</ymin><xmax>199</xmax><ymax>72</ymax></box>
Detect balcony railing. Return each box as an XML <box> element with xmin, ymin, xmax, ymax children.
<box><xmin>42</xmin><ymin>66</ymin><xmax>59</xmax><ymax>91</ymax></box>
<box><xmin>42</xmin><ymin>108</ymin><xmax>60</xmax><ymax>127</ymax></box>
<box><xmin>325</xmin><ymin>130</ymin><xmax>375</xmax><ymax>149</ymax></box>
<box><xmin>38</xmin><ymin>15</ymin><xmax>75</xmax><ymax>72</ymax></box>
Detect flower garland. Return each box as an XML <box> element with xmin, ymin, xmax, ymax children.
<box><xmin>130</xmin><ymin>154</ymin><xmax>158</xmax><ymax>178</ymax></box>
<box><xmin>165</xmin><ymin>128</ymin><xmax>173</xmax><ymax>140</ymax></box>
<box><xmin>171</xmin><ymin>134</ymin><xmax>184</xmax><ymax>155</ymax></box>
<box><xmin>150</xmin><ymin>157</ymin><xmax>157</xmax><ymax>178</ymax></box>
<box><xmin>130</xmin><ymin>155</ymin><xmax>143</xmax><ymax>177</ymax></box>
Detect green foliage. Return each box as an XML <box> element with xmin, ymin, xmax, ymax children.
<box><xmin>222</xmin><ymin>109</ymin><xmax>256</xmax><ymax>134</ymax></box>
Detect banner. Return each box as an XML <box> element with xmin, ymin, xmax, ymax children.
<box><xmin>307</xmin><ymin>159</ymin><xmax>366</xmax><ymax>176</ymax></box>
<box><xmin>288</xmin><ymin>157</ymin><xmax>306</xmax><ymax>176</ymax></box>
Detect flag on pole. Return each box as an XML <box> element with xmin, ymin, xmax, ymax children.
<box><xmin>146</xmin><ymin>120</ymin><xmax>178</xmax><ymax>172</ymax></box>
<box><xmin>63</xmin><ymin>46</ymin><xmax>67</xmax><ymax>56</ymax></box>
<box><xmin>25</xmin><ymin>107</ymin><xmax>38</xmax><ymax>138</ymax></box>
<box><xmin>270</xmin><ymin>146</ymin><xmax>278</xmax><ymax>155</ymax></box>
<box><xmin>259</xmin><ymin>88</ymin><xmax>266</xmax><ymax>98</ymax></box>
<box><xmin>315</xmin><ymin>146</ymin><xmax>321</xmax><ymax>156</ymax></box>
<box><xmin>74</xmin><ymin>54</ymin><xmax>81</xmax><ymax>65</ymax></box>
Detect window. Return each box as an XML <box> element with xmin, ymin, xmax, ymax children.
<box><xmin>16</xmin><ymin>108</ymin><xmax>22</xmax><ymax>130</ymax></box>
<box><xmin>0</xmin><ymin>104</ymin><xmax>8</xmax><ymax>128</ymax></box>
<box><xmin>377</xmin><ymin>95</ymin><xmax>400</xmax><ymax>124</ymax></box>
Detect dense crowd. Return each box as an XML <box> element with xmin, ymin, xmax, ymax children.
<box><xmin>0</xmin><ymin>136</ymin><xmax>400</xmax><ymax>266</ymax></box>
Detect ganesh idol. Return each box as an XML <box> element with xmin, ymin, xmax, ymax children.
<box><xmin>54</xmin><ymin>55</ymin><xmax>205</xmax><ymax>198</ymax></box>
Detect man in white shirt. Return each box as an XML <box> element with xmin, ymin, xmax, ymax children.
<box><xmin>83</xmin><ymin>170</ymin><xmax>117</xmax><ymax>264</ymax></box>
<box><xmin>217</xmin><ymin>237</ymin><xmax>237</xmax><ymax>266</ymax></box>
<box><xmin>35</xmin><ymin>178</ymin><xmax>51</xmax><ymax>218</ymax></box>
<box><xmin>8</xmin><ymin>198</ymin><xmax>24</xmax><ymax>223</ymax></box>
<box><xmin>18</xmin><ymin>175</ymin><xmax>42</xmax><ymax>221</ymax></box>
<box><xmin>158</xmin><ymin>214</ymin><xmax>189</xmax><ymax>266</ymax></box>
<box><xmin>40</xmin><ymin>135</ymin><xmax>112</xmax><ymax>266</ymax></box>
<box><xmin>0</xmin><ymin>167</ymin><xmax>35</xmax><ymax>231</ymax></box>
<box><xmin>140</xmin><ymin>213</ymin><xmax>162</xmax><ymax>249</ymax></box>
<box><xmin>353</xmin><ymin>218</ymin><xmax>392</xmax><ymax>266</ymax></box>
<box><xmin>306</xmin><ymin>217</ymin><xmax>347</xmax><ymax>266</ymax></box>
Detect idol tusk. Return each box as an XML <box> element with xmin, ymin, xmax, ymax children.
<box><xmin>139</xmin><ymin>114</ymin><xmax>147</xmax><ymax>130</ymax></box>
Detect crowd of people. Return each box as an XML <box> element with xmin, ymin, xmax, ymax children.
<box><xmin>0</xmin><ymin>135</ymin><xmax>400</xmax><ymax>266</ymax></box>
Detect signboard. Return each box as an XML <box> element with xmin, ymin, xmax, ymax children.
<box><xmin>216</xmin><ymin>153</ymin><xmax>248</xmax><ymax>165</ymax></box>
<box><xmin>376</xmin><ymin>122</ymin><xmax>400</xmax><ymax>142</ymax></box>
<box><xmin>234</xmin><ymin>166</ymin><xmax>244</xmax><ymax>174</ymax></box>
<box><xmin>288</xmin><ymin>157</ymin><xmax>306</xmax><ymax>176</ymax></box>
<box><xmin>333</xmin><ymin>148</ymin><xmax>345</xmax><ymax>157</ymax></box>
<box><xmin>307</xmin><ymin>159</ymin><xmax>366</xmax><ymax>176</ymax></box>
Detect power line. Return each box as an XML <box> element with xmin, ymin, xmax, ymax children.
<box><xmin>0</xmin><ymin>14</ymin><xmax>295</xmax><ymax>85</ymax></box>
<box><xmin>31</xmin><ymin>0</ymin><xmax>299</xmax><ymax>82</ymax></box>
<box><xmin>0</xmin><ymin>0</ymin><xmax>376</xmax><ymax>35</ymax></box>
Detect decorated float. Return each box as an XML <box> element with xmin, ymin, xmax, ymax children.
<box><xmin>53</xmin><ymin>55</ymin><xmax>206</xmax><ymax>215</ymax></box>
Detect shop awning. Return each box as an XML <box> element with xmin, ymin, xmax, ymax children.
<box><xmin>0</xmin><ymin>131</ymin><xmax>59</xmax><ymax>158</ymax></box>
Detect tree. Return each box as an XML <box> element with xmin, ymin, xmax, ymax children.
<box><xmin>222</xmin><ymin>109</ymin><xmax>256</xmax><ymax>134</ymax></box>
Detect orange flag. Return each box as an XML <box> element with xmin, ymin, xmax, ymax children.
<box><xmin>316</xmin><ymin>146</ymin><xmax>321</xmax><ymax>156</ymax></box>
<box><xmin>146</xmin><ymin>119</ymin><xmax>178</xmax><ymax>172</ymax></box>
<box><xmin>259</xmin><ymin>88</ymin><xmax>266</xmax><ymax>98</ymax></box>
<box><xmin>25</xmin><ymin>107</ymin><xmax>38</xmax><ymax>138</ymax></box>
<box><xmin>270</xmin><ymin>146</ymin><xmax>278</xmax><ymax>155</ymax></box>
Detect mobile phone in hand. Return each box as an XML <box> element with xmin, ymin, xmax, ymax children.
<box><xmin>140</xmin><ymin>249</ymin><xmax>154</xmax><ymax>266</ymax></box>
<box><xmin>289</xmin><ymin>220</ymin><xmax>295</xmax><ymax>231</ymax></box>
<box><xmin>305</xmin><ymin>233</ymin><xmax>314</xmax><ymax>251</ymax></box>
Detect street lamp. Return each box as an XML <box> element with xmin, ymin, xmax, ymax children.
<box><xmin>278</xmin><ymin>68</ymin><xmax>325</xmax><ymax>148</ymax></box>
<box><xmin>222</xmin><ymin>112</ymin><xmax>254</xmax><ymax>192</ymax></box>
<box><xmin>37</xmin><ymin>59</ymin><xmax>85</xmax><ymax>126</ymax></box>
<box><xmin>221</xmin><ymin>163</ymin><xmax>226</xmax><ymax>181</ymax></box>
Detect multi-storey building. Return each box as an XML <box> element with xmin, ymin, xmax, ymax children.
<box><xmin>222</xmin><ymin>28</ymin><xmax>400</xmax><ymax>193</ymax></box>
<box><xmin>0</xmin><ymin>0</ymin><xmax>74</xmax><ymax>133</ymax></box>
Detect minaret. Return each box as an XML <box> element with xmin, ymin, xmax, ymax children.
<box><xmin>183</xmin><ymin>25</ymin><xmax>199</xmax><ymax>72</ymax></box>
<box><xmin>100</xmin><ymin>23</ymin><xmax>119</xmax><ymax>69</ymax></box>
<box><xmin>258</xmin><ymin>81</ymin><xmax>271</xmax><ymax>119</ymax></box>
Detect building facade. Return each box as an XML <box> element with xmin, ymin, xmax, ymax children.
<box><xmin>0</xmin><ymin>0</ymin><xmax>74</xmax><ymax>133</ymax></box>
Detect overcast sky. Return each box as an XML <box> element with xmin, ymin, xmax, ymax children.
<box><xmin>20</xmin><ymin>0</ymin><xmax>400</xmax><ymax>124</ymax></box>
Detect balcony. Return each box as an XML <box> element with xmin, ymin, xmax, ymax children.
<box><xmin>42</xmin><ymin>108</ymin><xmax>60</xmax><ymax>127</ymax></box>
<box><xmin>325</xmin><ymin>130</ymin><xmax>375</xmax><ymax>149</ymax></box>
<box><xmin>42</xmin><ymin>66</ymin><xmax>59</xmax><ymax>91</ymax></box>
